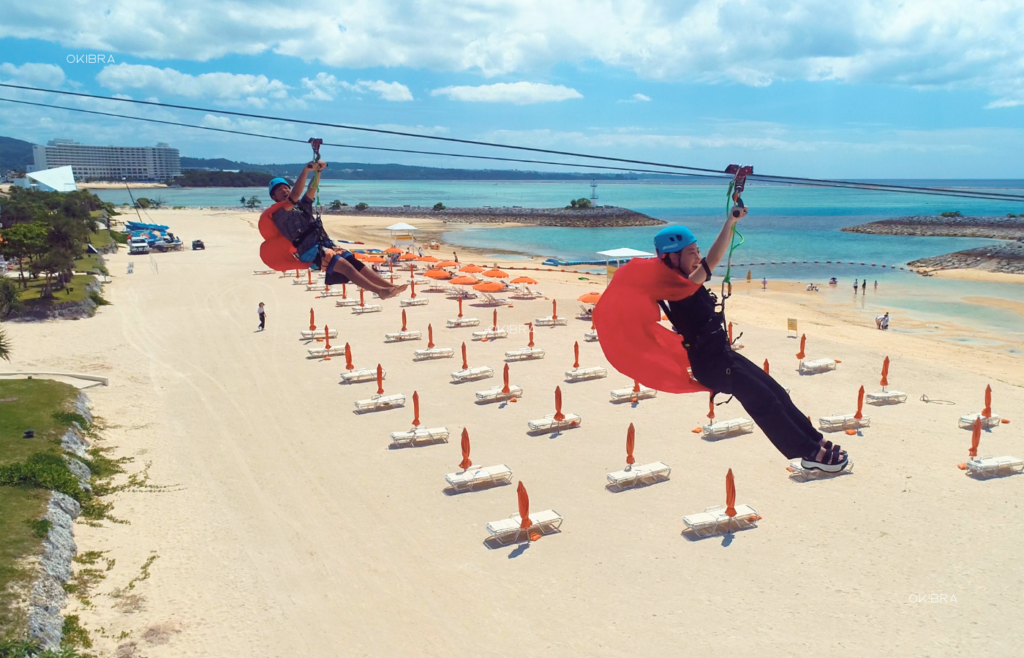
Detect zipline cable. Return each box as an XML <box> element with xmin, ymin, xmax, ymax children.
<box><xmin>3</xmin><ymin>83</ymin><xmax>1024</xmax><ymax>203</ymax></box>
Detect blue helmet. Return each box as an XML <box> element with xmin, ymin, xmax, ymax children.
<box><xmin>268</xmin><ymin>177</ymin><xmax>290</xmax><ymax>198</ymax></box>
<box><xmin>654</xmin><ymin>225</ymin><xmax>697</xmax><ymax>257</ymax></box>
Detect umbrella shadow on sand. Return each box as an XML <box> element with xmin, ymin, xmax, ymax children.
<box><xmin>482</xmin><ymin>537</ymin><xmax>533</xmax><ymax>556</ymax></box>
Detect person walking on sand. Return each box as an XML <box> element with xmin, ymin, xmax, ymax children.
<box><xmin>761</xmin><ymin>276</ymin><xmax>767</xmax><ymax>290</ymax></box>
<box><xmin>874</xmin><ymin>280</ymin><xmax>878</xmax><ymax>290</ymax></box>
<box><xmin>862</xmin><ymin>279</ymin><xmax>867</xmax><ymax>294</ymax></box>
<box><xmin>258</xmin><ymin>302</ymin><xmax>266</xmax><ymax>331</ymax></box>
<box><xmin>853</xmin><ymin>278</ymin><xmax>859</xmax><ymax>293</ymax></box>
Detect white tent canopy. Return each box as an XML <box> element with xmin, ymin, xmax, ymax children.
<box><xmin>597</xmin><ymin>248</ymin><xmax>654</xmax><ymax>259</ymax></box>
<box><xmin>386</xmin><ymin>222</ymin><xmax>418</xmax><ymax>231</ymax></box>
<box><xmin>26</xmin><ymin>166</ymin><xmax>78</xmax><ymax>192</ymax></box>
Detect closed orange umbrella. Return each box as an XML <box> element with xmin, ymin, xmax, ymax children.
<box><xmin>552</xmin><ymin>299</ymin><xmax>559</xmax><ymax>320</ymax></box>
<box><xmin>457</xmin><ymin>298</ymin><xmax>464</xmax><ymax>318</ymax></box>
<box><xmin>384</xmin><ymin>246</ymin><xmax>403</xmax><ymax>254</ymax></box>
<box><xmin>626</xmin><ymin>423</ymin><xmax>636</xmax><ymax>466</ymax></box>
<box><xmin>708</xmin><ymin>393</ymin><xmax>715</xmax><ymax>421</ymax></box>
<box><xmin>578</xmin><ymin>292</ymin><xmax>601</xmax><ymax>304</ymax></box>
<box><xmin>412</xmin><ymin>391</ymin><xmax>420</xmax><ymax>427</ymax></box>
<box><xmin>450</xmin><ymin>276</ymin><xmax>479</xmax><ymax>285</ymax></box>
<box><xmin>526</xmin><ymin>322</ymin><xmax>534</xmax><ymax>347</ymax></box>
<box><xmin>344</xmin><ymin>343</ymin><xmax>354</xmax><ymax>370</ymax></box>
<box><xmin>436</xmin><ymin>260</ymin><xmax>459</xmax><ymax>268</ymax></box>
<box><xmin>517</xmin><ymin>481</ymin><xmax>532</xmax><ymax>532</ymax></box>
<box><xmin>473</xmin><ymin>281</ymin><xmax>506</xmax><ymax>292</ymax></box>
<box><xmin>796</xmin><ymin>334</ymin><xmax>806</xmax><ymax>360</ymax></box>
<box><xmin>410</xmin><ymin>280</ymin><xmax>417</xmax><ymax>298</ymax></box>
<box><xmin>425</xmin><ymin>269</ymin><xmax>451</xmax><ymax>279</ymax></box>
<box><xmin>725</xmin><ymin>469</ymin><xmax>737</xmax><ymax>518</ymax></box>
<box><xmin>492</xmin><ymin>309</ymin><xmax>498</xmax><ymax>331</ymax></box>
<box><xmin>418</xmin><ymin>255</ymin><xmax>439</xmax><ymax>263</ymax></box>
<box><xmin>459</xmin><ymin>428</ymin><xmax>472</xmax><ymax>470</ymax></box>
<box><xmin>573</xmin><ymin>341</ymin><xmax>579</xmax><ymax>368</ymax></box>
<box><xmin>970</xmin><ymin>417</ymin><xmax>981</xmax><ymax>458</ymax></box>
<box><xmin>399</xmin><ymin>252</ymin><xmax>418</xmax><ymax>261</ymax></box>
<box><xmin>461</xmin><ymin>342</ymin><xmax>468</xmax><ymax>370</ymax></box>
<box><xmin>460</xmin><ymin>264</ymin><xmax>484</xmax><ymax>273</ymax></box>
<box><xmin>854</xmin><ymin>385</ymin><xmax>865</xmax><ymax>420</ymax></box>
<box><xmin>554</xmin><ymin>386</ymin><xmax>565</xmax><ymax>421</ymax></box>
<box><xmin>880</xmin><ymin>356</ymin><xmax>890</xmax><ymax>388</ymax></box>
<box><xmin>309</xmin><ymin>308</ymin><xmax>316</xmax><ymax>332</ymax></box>
<box><xmin>483</xmin><ymin>268</ymin><xmax>509</xmax><ymax>278</ymax></box>
<box><xmin>427</xmin><ymin>324</ymin><xmax>434</xmax><ymax>348</ymax></box>
<box><xmin>502</xmin><ymin>364</ymin><xmax>511</xmax><ymax>394</ymax></box>
<box><xmin>982</xmin><ymin>385</ymin><xmax>992</xmax><ymax>418</ymax></box>
<box><xmin>763</xmin><ymin>359</ymin><xmax>769</xmax><ymax>375</ymax></box>
<box><xmin>359</xmin><ymin>288</ymin><xmax>365</xmax><ymax>306</ymax></box>
<box><xmin>728</xmin><ymin>322</ymin><xmax>734</xmax><ymax>344</ymax></box>
<box><xmin>341</xmin><ymin>283</ymin><xmax>347</xmax><ymax>299</ymax></box>
<box><xmin>323</xmin><ymin>325</ymin><xmax>332</xmax><ymax>359</ymax></box>
<box><xmin>511</xmin><ymin>276</ymin><xmax>537</xmax><ymax>284</ymax></box>
<box><xmin>308</xmin><ymin>269</ymin><xmax>314</xmax><ymax>285</ymax></box>
<box><xmin>400</xmin><ymin>309</ymin><xmax>407</xmax><ymax>332</ymax></box>
<box><xmin>376</xmin><ymin>364</ymin><xmax>384</xmax><ymax>395</ymax></box>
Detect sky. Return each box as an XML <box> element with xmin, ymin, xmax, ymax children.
<box><xmin>1</xmin><ymin>0</ymin><xmax>1023</xmax><ymax>178</ymax></box>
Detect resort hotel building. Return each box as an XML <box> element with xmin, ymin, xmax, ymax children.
<box><xmin>29</xmin><ymin>139</ymin><xmax>182</xmax><ymax>182</ymax></box>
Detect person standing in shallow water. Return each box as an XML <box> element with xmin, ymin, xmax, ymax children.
<box><xmin>258</xmin><ymin>302</ymin><xmax>266</xmax><ymax>331</ymax></box>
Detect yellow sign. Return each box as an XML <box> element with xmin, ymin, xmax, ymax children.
<box><xmin>787</xmin><ymin>318</ymin><xmax>798</xmax><ymax>336</ymax></box>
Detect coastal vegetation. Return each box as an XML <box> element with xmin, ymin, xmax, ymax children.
<box><xmin>567</xmin><ymin>198</ymin><xmax>593</xmax><ymax>209</ymax></box>
<box><xmin>172</xmin><ymin>169</ymin><xmax>274</xmax><ymax>188</ymax></box>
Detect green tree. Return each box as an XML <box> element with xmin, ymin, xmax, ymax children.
<box><xmin>135</xmin><ymin>198</ymin><xmax>151</xmax><ymax>209</ymax></box>
<box><xmin>245</xmin><ymin>196</ymin><xmax>261</xmax><ymax>208</ymax></box>
<box><xmin>328</xmin><ymin>200</ymin><xmax>344</xmax><ymax>210</ymax></box>
<box><xmin>355</xmin><ymin>202</ymin><xmax>369</xmax><ymax>211</ymax></box>
<box><xmin>433</xmin><ymin>202</ymin><xmax>446</xmax><ymax>211</ymax></box>
<box><xmin>576</xmin><ymin>198</ymin><xmax>592</xmax><ymax>209</ymax></box>
<box><xmin>0</xmin><ymin>277</ymin><xmax>22</xmax><ymax>318</ymax></box>
<box><xmin>0</xmin><ymin>221</ymin><xmax>49</xmax><ymax>288</ymax></box>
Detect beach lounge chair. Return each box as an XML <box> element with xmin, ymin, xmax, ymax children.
<box><xmin>486</xmin><ymin>509</ymin><xmax>563</xmax><ymax>545</ymax></box>
<box><xmin>335</xmin><ymin>299</ymin><xmax>361</xmax><ymax>307</ymax></box>
<box><xmin>564</xmin><ymin>367</ymin><xmax>607</xmax><ymax>382</ymax></box>
<box><xmin>390</xmin><ymin>427</ymin><xmax>450</xmax><ymax>447</ymax></box>
<box><xmin>427</xmin><ymin>282</ymin><xmax>451</xmax><ymax>292</ymax></box>
<box><xmin>252</xmin><ymin>269</ymin><xmax>275</xmax><ymax>275</ymax></box>
<box><xmin>445</xmin><ymin>464</ymin><xmax>514</xmax><ymax>492</ymax></box>
<box><xmin>293</xmin><ymin>277</ymin><xmax>316</xmax><ymax>285</ymax></box>
<box><xmin>606</xmin><ymin>462</ymin><xmax>671</xmax><ymax>491</ymax></box>
<box><xmin>352</xmin><ymin>304</ymin><xmax>383</xmax><ymax>314</ymax></box>
<box><xmin>384</xmin><ymin>330</ymin><xmax>422</xmax><ymax>343</ymax></box>
<box><xmin>522</xmin><ymin>287</ymin><xmax>545</xmax><ymax>299</ymax></box>
<box><xmin>447</xmin><ymin>317</ymin><xmax>481</xmax><ymax>328</ymax></box>
<box><xmin>964</xmin><ymin>456</ymin><xmax>1024</xmax><ymax>479</ymax></box>
<box><xmin>527</xmin><ymin>413</ymin><xmax>581</xmax><ymax>433</ymax></box>
<box><xmin>451</xmin><ymin>366</ymin><xmax>494</xmax><ymax>383</ymax></box>
<box><xmin>610</xmin><ymin>385</ymin><xmax>657</xmax><ymax>402</ymax></box>
<box><xmin>317</xmin><ymin>288</ymin><xmax>348</xmax><ymax>297</ymax></box>
<box><xmin>399</xmin><ymin>298</ymin><xmax>429</xmax><ymax>307</ymax></box>
<box><xmin>798</xmin><ymin>358</ymin><xmax>837</xmax><ymax>374</ymax></box>
<box><xmin>818</xmin><ymin>414</ymin><xmax>870</xmax><ymax>432</ymax></box>
<box><xmin>504</xmin><ymin>347</ymin><xmax>545</xmax><ymax>361</ymax></box>
<box><xmin>413</xmin><ymin>347</ymin><xmax>455</xmax><ymax>361</ymax></box>
<box><xmin>307</xmin><ymin>346</ymin><xmax>346</xmax><ymax>359</ymax></box>
<box><xmin>787</xmin><ymin>458</ymin><xmax>855</xmax><ymax>481</ymax></box>
<box><xmin>866</xmin><ymin>390</ymin><xmax>907</xmax><ymax>405</ymax></box>
<box><xmin>306</xmin><ymin>284</ymin><xmax>328</xmax><ymax>292</ymax></box>
<box><xmin>446</xmin><ymin>290</ymin><xmax>478</xmax><ymax>300</ymax></box>
<box><xmin>682</xmin><ymin>504</ymin><xmax>759</xmax><ymax>538</ymax></box>
<box><xmin>341</xmin><ymin>367</ymin><xmax>385</xmax><ymax>384</ymax></box>
<box><xmin>958</xmin><ymin>413</ymin><xmax>1002</xmax><ymax>430</ymax></box>
<box><xmin>475</xmin><ymin>385</ymin><xmax>523</xmax><ymax>402</ymax></box>
<box><xmin>354</xmin><ymin>393</ymin><xmax>406</xmax><ymax>412</ymax></box>
<box><xmin>702</xmin><ymin>417</ymin><xmax>755</xmax><ymax>440</ymax></box>
<box><xmin>583</xmin><ymin>330</ymin><xmax>599</xmax><ymax>342</ymax></box>
<box><xmin>480</xmin><ymin>293</ymin><xmax>509</xmax><ymax>306</ymax></box>
<box><xmin>578</xmin><ymin>305</ymin><xmax>594</xmax><ymax>319</ymax></box>
<box><xmin>534</xmin><ymin>316</ymin><xmax>569</xmax><ymax>327</ymax></box>
<box><xmin>471</xmin><ymin>328</ymin><xmax>508</xmax><ymax>341</ymax></box>
<box><xmin>299</xmin><ymin>328</ymin><xmax>338</xmax><ymax>340</ymax></box>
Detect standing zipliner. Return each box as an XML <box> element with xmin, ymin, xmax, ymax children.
<box><xmin>595</xmin><ymin>167</ymin><xmax>849</xmax><ymax>473</ymax></box>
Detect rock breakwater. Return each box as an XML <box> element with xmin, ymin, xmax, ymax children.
<box><xmin>842</xmin><ymin>215</ymin><xmax>1024</xmax><ymax>239</ymax></box>
<box><xmin>324</xmin><ymin>205</ymin><xmax>664</xmax><ymax>227</ymax></box>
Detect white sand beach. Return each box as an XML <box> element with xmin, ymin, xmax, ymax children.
<box><xmin>4</xmin><ymin>208</ymin><xmax>1024</xmax><ymax>656</ymax></box>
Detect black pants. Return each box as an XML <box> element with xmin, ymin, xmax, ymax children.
<box><xmin>688</xmin><ymin>345</ymin><xmax>822</xmax><ymax>459</ymax></box>
<box><xmin>258</xmin><ymin>314</ymin><xmax>265</xmax><ymax>330</ymax></box>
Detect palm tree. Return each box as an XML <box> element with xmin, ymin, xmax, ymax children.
<box><xmin>0</xmin><ymin>327</ymin><xmax>11</xmax><ymax>362</ymax></box>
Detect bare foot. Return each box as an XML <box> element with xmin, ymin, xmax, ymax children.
<box><xmin>379</xmin><ymin>284</ymin><xmax>408</xmax><ymax>300</ymax></box>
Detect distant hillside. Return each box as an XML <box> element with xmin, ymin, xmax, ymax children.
<box><xmin>0</xmin><ymin>136</ymin><xmax>34</xmax><ymax>172</ymax></box>
<box><xmin>180</xmin><ymin>156</ymin><xmax>656</xmax><ymax>181</ymax></box>
<box><xmin>173</xmin><ymin>170</ymin><xmax>274</xmax><ymax>188</ymax></box>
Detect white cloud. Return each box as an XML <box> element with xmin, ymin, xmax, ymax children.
<box><xmin>432</xmin><ymin>82</ymin><xmax>582</xmax><ymax>105</ymax></box>
<box><xmin>96</xmin><ymin>64</ymin><xmax>289</xmax><ymax>101</ymax></box>
<box><xmin>986</xmin><ymin>99</ymin><xmax>1024</xmax><ymax>109</ymax></box>
<box><xmin>632</xmin><ymin>93</ymin><xmax>651</xmax><ymax>102</ymax></box>
<box><xmin>358</xmin><ymin>80</ymin><xmax>413</xmax><ymax>102</ymax></box>
<box><xmin>301</xmin><ymin>73</ymin><xmax>412</xmax><ymax>101</ymax></box>
<box><xmin>0</xmin><ymin>62</ymin><xmax>66</xmax><ymax>88</ymax></box>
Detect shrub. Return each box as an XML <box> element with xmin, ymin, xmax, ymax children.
<box><xmin>0</xmin><ymin>453</ymin><xmax>83</xmax><ymax>500</ymax></box>
<box><xmin>355</xmin><ymin>202</ymin><xmax>369</xmax><ymax>211</ymax></box>
<box><xmin>328</xmin><ymin>200</ymin><xmax>344</xmax><ymax>210</ymax></box>
<box><xmin>26</xmin><ymin>518</ymin><xmax>52</xmax><ymax>538</ymax></box>
<box><xmin>89</xmin><ymin>291</ymin><xmax>111</xmax><ymax>306</ymax></box>
<box><xmin>939</xmin><ymin>211</ymin><xmax>962</xmax><ymax>218</ymax></box>
<box><xmin>433</xmin><ymin>202</ymin><xmax>446</xmax><ymax>211</ymax></box>
<box><xmin>0</xmin><ymin>277</ymin><xmax>22</xmax><ymax>318</ymax></box>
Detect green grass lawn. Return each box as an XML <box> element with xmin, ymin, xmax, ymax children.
<box><xmin>86</xmin><ymin>228</ymin><xmax>115</xmax><ymax>251</ymax></box>
<box><xmin>17</xmin><ymin>274</ymin><xmax>95</xmax><ymax>306</ymax></box>
<box><xmin>0</xmin><ymin>379</ymin><xmax>79</xmax><ymax>638</ymax></box>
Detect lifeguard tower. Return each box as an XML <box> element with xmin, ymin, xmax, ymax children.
<box><xmin>387</xmin><ymin>222</ymin><xmax>418</xmax><ymax>249</ymax></box>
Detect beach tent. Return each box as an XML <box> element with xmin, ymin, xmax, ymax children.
<box><xmin>387</xmin><ymin>222</ymin><xmax>418</xmax><ymax>248</ymax></box>
<box><xmin>597</xmin><ymin>247</ymin><xmax>654</xmax><ymax>281</ymax></box>
<box><xmin>26</xmin><ymin>166</ymin><xmax>78</xmax><ymax>192</ymax></box>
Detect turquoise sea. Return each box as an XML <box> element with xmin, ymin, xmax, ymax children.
<box><xmin>94</xmin><ymin>180</ymin><xmax>1024</xmax><ymax>343</ymax></box>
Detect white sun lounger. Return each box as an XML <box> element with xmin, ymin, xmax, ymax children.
<box><xmin>564</xmin><ymin>366</ymin><xmax>607</xmax><ymax>382</ymax></box>
<box><xmin>583</xmin><ymin>330</ymin><xmax>599</xmax><ymax>342</ymax></box>
<box><xmin>866</xmin><ymin>390</ymin><xmax>907</xmax><ymax>405</ymax></box>
<box><xmin>335</xmin><ymin>299</ymin><xmax>361</xmax><ymax>307</ymax></box>
<box><xmin>527</xmin><ymin>413</ymin><xmax>581</xmax><ymax>433</ymax></box>
<box><xmin>446</xmin><ymin>290</ymin><xmax>478</xmax><ymax>300</ymax></box>
<box><xmin>787</xmin><ymin>458</ymin><xmax>855</xmax><ymax>481</ymax></box>
<box><xmin>505</xmin><ymin>347</ymin><xmax>545</xmax><ymax>361</ymax></box>
<box><xmin>340</xmin><ymin>368</ymin><xmax>385</xmax><ymax>384</ymax></box>
<box><xmin>352</xmin><ymin>304</ymin><xmax>383</xmax><ymax>314</ymax></box>
<box><xmin>413</xmin><ymin>347</ymin><xmax>455</xmax><ymax>361</ymax></box>
<box><xmin>445</xmin><ymin>464</ymin><xmax>513</xmax><ymax>492</ymax></box>
<box><xmin>610</xmin><ymin>385</ymin><xmax>657</xmax><ymax>402</ymax></box>
<box><xmin>517</xmin><ymin>287</ymin><xmax>545</xmax><ymax>299</ymax></box>
<box><xmin>354</xmin><ymin>393</ymin><xmax>406</xmax><ymax>412</ymax></box>
<box><xmin>390</xmin><ymin>427</ymin><xmax>450</xmax><ymax>447</ymax></box>
<box><xmin>307</xmin><ymin>346</ymin><xmax>345</xmax><ymax>359</ymax></box>
<box><xmin>958</xmin><ymin>413</ymin><xmax>1002</xmax><ymax>430</ymax></box>
<box><xmin>486</xmin><ymin>509</ymin><xmax>563</xmax><ymax>545</ymax></box>
<box><xmin>447</xmin><ymin>317</ymin><xmax>481</xmax><ymax>328</ymax></box>
<box><xmin>818</xmin><ymin>414</ymin><xmax>870</xmax><ymax>431</ymax></box>
<box><xmin>384</xmin><ymin>330</ymin><xmax>422</xmax><ymax>342</ymax></box>
<box><xmin>451</xmin><ymin>366</ymin><xmax>494</xmax><ymax>382</ymax></box>
<box><xmin>682</xmin><ymin>504</ymin><xmax>759</xmax><ymax>538</ymax></box>
<box><xmin>300</xmin><ymin>329</ymin><xmax>338</xmax><ymax>340</ymax></box>
<box><xmin>253</xmin><ymin>269</ymin><xmax>275</xmax><ymax>275</ymax></box>
<box><xmin>318</xmin><ymin>289</ymin><xmax>348</xmax><ymax>297</ymax></box>
<box><xmin>480</xmin><ymin>293</ymin><xmax>509</xmax><ymax>306</ymax></box>
<box><xmin>306</xmin><ymin>284</ymin><xmax>328</xmax><ymax>292</ymax></box>
<box><xmin>293</xmin><ymin>278</ymin><xmax>316</xmax><ymax>285</ymax></box>
<box><xmin>702</xmin><ymin>417</ymin><xmax>755</xmax><ymax>440</ymax></box>
<box><xmin>400</xmin><ymin>298</ymin><xmax>429</xmax><ymax>307</ymax></box>
<box><xmin>799</xmin><ymin>359</ymin><xmax>837</xmax><ymax>374</ymax></box>
<box><xmin>471</xmin><ymin>328</ymin><xmax>508</xmax><ymax>341</ymax></box>
<box><xmin>606</xmin><ymin>462</ymin><xmax>671</xmax><ymax>491</ymax></box>
<box><xmin>578</xmin><ymin>305</ymin><xmax>594</xmax><ymax>319</ymax></box>
<box><xmin>427</xmin><ymin>282</ymin><xmax>451</xmax><ymax>292</ymax></box>
<box><xmin>964</xmin><ymin>456</ymin><xmax>1024</xmax><ymax>479</ymax></box>
<box><xmin>475</xmin><ymin>385</ymin><xmax>523</xmax><ymax>402</ymax></box>
<box><xmin>534</xmin><ymin>316</ymin><xmax>569</xmax><ymax>327</ymax></box>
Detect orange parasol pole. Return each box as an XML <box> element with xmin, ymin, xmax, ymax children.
<box><xmin>554</xmin><ymin>386</ymin><xmax>565</xmax><ymax>421</ymax></box>
<box><xmin>324</xmin><ymin>283</ymin><xmax>330</xmax><ymax>293</ymax></box>
<box><xmin>626</xmin><ymin>423</ymin><xmax>636</xmax><ymax>465</ymax></box>
<box><xmin>796</xmin><ymin>334</ymin><xmax>806</xmax><ymax>360</ymax></box>
<box><xmin>552</xmin><ymin>299</ymin><xmax>559</xmax><ymax>320</ymax></box>
<box><xmin>409</xmin><ymin>263</ymin><xmax>415</xmax><ymax>280</ymax></box>
<box><xmin>528</xmin><ymin>323</ymin><xmax>534</xmax><ymax>348</ymax></box>
<box><xmin>376</xmin><ymin>364</ymin><xmax>384</xmax><ymax>395</ymax></box>
<box><xmin>708</xmin><ymin>393</ymin><xmax>716</xmax><ymax>421</ymax></box>
<box><xmin>344</xmin><ymin>343</ymin><xmax>354</xmax><ymax>370</ymax></box>
<box><xmin>459</xmin><ymin>428</ymin><xmax>472</xmax><ymax>470</ymax></box>
<box><xmin>461</xmin><ymin>342</ymin><xmax>468</xmax><ymax>370</ymax></box>
<box><xmin>517</xmin><ymin>481</ymin><xmax>532</xmax><ymax>532</ymax></box>
<box><xmin>359</xmin><ymin>288</ymin><xmax>365</xmax><ymax>307</ymax></box>
<box><xmin>309</xmin><ymin>308</ymin><xmax>316</xmax><ymax>332</ymax></box>
<box><xmin>389</xmin><ymin>259</ymin><xmax>394</xmax><ymax>274</ymax></box>
<box><xmin>412</xmin><ymin>391</ymin><xmax>420</xmax><ymax>427</ymax></box>
<box><xmin>763</xmin><ymin>359</ymin><xmax>769</xmax><ymax>375</ymax></box>
<box><xmin>970</xmin><ymin>417</ymin><xmax>981</xmax><ymax>458</ymax></box>
<box><xmin>728</xmin><ymin>322</ymin><xmax>734</xmax><ymax>344</ymax></box>
<box><xmin>573</xmin><ymin>341</ymin><xmax>580</xmax><ymax>368</ymax></box>
<box><xmin>308</xmin><ymin>269</ymin><xmax>313</xmax><ymax>285</ymax></box>
<box><xmin>427</xmin><ymin>324</ymin><xmax>435</xmax><ymax>348</ymax></box>
<box><xmin>295</xmin><ymin>269</ymin><xmax>300</xmax><ymax>279</ymax></box>
<box><xmin>630</xmin><ymin>379</ymin><xmax>640</xmax><ymax>403</ymax></box>
<box><xmin>982</xmin><ymin>385</ymin><xmax>992</xmax><ymax>418</ymax></box>
<box><xmin>401</xmin><ymin>309</ymin><xmax>407</xmax><ymax>332</ymax></box>
<box><xmin>323</xmin><ymin>325</ymin><xmax>332</xmax><ymax>359</ymax></box>
<box><xmin>725</xmin><ymin>469</ymin><xmax>737</xmax><ymax>518</ymax></box>
<box><xmin>411</xmin><ymin>280</ymin><xmax>417</xmax><ymax>299</ymax></box>
<box><xmin>880</xmin><ymin>356</ymin><xmax>890</xmax><ymax>389</ymax></box>
<box><xmin>492</xmin><ymin>309</ymin><xmax>498</xmax><ymax>331</ymax></box>
<box><xmin>457</xmin><ymin>297</ymin><xmax>464</xmax><ymax>318</ymax></box>
<box><xmin>854</xmin><ymin>385</ymin><xmax>865</xmax><ymax>420</ymax></box>
<box><xmin>342</xmin><ymin>283</ymin><xmax>347</xmax><ymax>299</ymax></box>
<box><xmin>502</xmin><ymin>364</ymin><xmax>511</xmax><ymax>394</ymax></box>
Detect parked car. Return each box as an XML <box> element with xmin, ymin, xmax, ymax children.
<box><xmin>192</xmin><ymin>240</ymin><xmax>205</xmax><ymax>250</ymax></box>
<box><xmin>129</xmin><ymin>237</ymin><xmax>150</xmax><ymax>255</ymax></box>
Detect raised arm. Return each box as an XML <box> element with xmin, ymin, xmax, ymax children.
<box><xmin>304</xmin><ymin>161</ymin><xmax>326</xmax><ymax>202</ymax></box>
<box><xmin>703</xmin><ymin>206</ymin><xmax>747</xmax><ymax>271</ymax></box>
<box><xmin>287</xmin><ymin>161</ymin><xmax>315</xmax><ymax>203</ymax></box>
